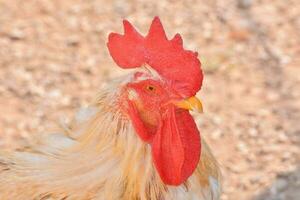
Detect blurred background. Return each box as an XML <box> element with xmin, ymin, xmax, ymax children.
<box><xmin>0</xmin><ymin>0</ymin><xmax>299</xmax><ymax>199</ymax></box>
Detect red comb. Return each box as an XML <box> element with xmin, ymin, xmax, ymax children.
<box><xmin>107</xmin><ymin>17</ymin><xmax>203</xmax><ymax>97</ymax></box>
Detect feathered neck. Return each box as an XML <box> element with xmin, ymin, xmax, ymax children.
<box><xmin>0</xmin><ymin>75</ymin><xmax>167</xmax><ymax>199</ymax></box>
<box><xmin>0</xmin><ymin>73</ymin><xmax>221</xmax><ymax>200</ymax></box>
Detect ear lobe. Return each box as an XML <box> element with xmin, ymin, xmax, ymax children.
<box><xmin>151</xmin><ymin>105</ymin><xmax>201</xmax><ymax>185</ymax></box>
<box><xmin>126</xmin><ymin>100</ymin><xmax>154</xmax><ymax>142</ymax></box>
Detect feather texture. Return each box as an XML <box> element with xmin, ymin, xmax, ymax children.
<box><xmin>0</xmin><ymin>70</ymin><xmax>221</xmax><ymax>200</ymax></box>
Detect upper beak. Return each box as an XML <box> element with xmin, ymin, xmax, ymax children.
<box><xmin>172</xmin><ymin>96</ymin><xmax>203</xmax><ymax>113</ymax></box>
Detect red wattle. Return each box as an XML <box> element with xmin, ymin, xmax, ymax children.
<box><xmin>151</xmin><ymin>106</ymin><xmax>201</xmax><ymax>185</ymax></box>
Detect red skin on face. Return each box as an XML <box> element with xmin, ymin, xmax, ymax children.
<box><xmin>125</xmin><ymin>78</ymin><xmax>201</xmax><ymax>186</ymax></box>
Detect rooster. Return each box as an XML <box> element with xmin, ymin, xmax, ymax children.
<box><xmin>0</xmin><ymin>17</ymin><xmax>221</xmax><ymax>200</ymax></box>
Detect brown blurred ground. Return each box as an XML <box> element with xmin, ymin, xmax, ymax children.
<box><xmin>0</xmin><ymin>0</ymin><xmax>299</xmax><ymax>199</ymax></box>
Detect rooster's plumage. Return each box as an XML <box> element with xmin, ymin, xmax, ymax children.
<box><xmin>0</xmin><ymin>17</ymin><xmax>221</xmax><ymax>200</ymax></box>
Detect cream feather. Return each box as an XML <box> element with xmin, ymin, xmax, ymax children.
<box><xmin>0</xmin><ymin>70</ymin><xmax>221</xmax><ymax>200</ymax></box>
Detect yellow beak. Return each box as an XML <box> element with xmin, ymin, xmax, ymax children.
<box><xmin>173</xmin><ymin>96</ymin><xmax>203</xmax><ymax>113</ymax></box>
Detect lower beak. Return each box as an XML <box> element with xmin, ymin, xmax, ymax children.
<box><xmin>173</xmin><ymin>96</ymin><xmax>203</xmax><ymax>113</ymax></box>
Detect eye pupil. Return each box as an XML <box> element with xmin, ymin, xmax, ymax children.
<box><xmin>147</xmin><ymin>85</ymin><xmax>155</xmax><ymax>91</ymax></box>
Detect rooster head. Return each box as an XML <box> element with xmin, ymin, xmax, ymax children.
<box><xmin>107</xmin><ymin>17</ymin><xmax>203</xmax><ymax>186</ymax></box>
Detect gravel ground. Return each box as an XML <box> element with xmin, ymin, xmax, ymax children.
<box><xmin>0</xmin><ymin>0</ymin><xmax>299</xmax><ymax>199</ymax></box>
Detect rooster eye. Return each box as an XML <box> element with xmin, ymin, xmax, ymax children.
<box><xmin>146</xmin><ymin>85</ymin><xmax>156</xmax><ymax>92</ymax></box>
